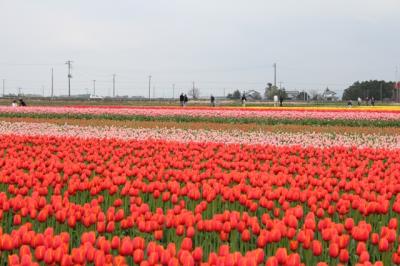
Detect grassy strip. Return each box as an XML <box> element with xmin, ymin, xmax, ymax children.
<box><xmin>1</xmin><ymin>112</ymin><xmax>400</xmax><ymax>127</ymax></box>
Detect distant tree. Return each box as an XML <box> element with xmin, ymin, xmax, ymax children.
<box><xmin>227</xmin><ymin>89</ymin><xmax>241</xmax><ymax>99</ymax></box>
<box><xmin>265</xmin><ymin>85</ymin><xmax>280</xmax><ymax>100</ymax></box>
<box><xmin>264</xmin><ymin>83</ymin><xmax>273</xmax><ymax>99</ymax></box>
<box><xmin>342</xmin><ymin>80</ymin><xmax>394</xmax><ymax>101</ymax></box>
<box><xmin>309</xmin><ymin>90</ymin><xmax>320</xmax><ymax>100</ymax></box>
<box><xmin>277</xmin><ymin>88</ymin><xmax>288</xmax><ymax>99</ymax></box>
<box><xmin>188</xmin><ymin>88</ymin><xmax>200</xmax><ymax>99</ymax></box>
<box><xmin>246</xmin><ymin>90</ymin><xmax>262</xmax><ymax>100</ymax></box>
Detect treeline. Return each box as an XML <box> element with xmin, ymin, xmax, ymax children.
<box><xmin>342</xmin><ymin>80</ymin><xmax>395</xmax><ymax>101</ymax></box>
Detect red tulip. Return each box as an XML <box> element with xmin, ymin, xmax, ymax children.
<box><xmin>119</xmin><ymin>237</ymin><xmax>133</xmax><ymax>256</ymax></box>
<box><xmin>192</xmin><ymin>247</ymin><xmax>203</xmax><ymax>261</ymax></box>
<box><xmin>34</xmin><ymin>245</ymin><xmax>45</xmax><ymax>261</ymax></box>
<box><xmin>378</xmin><ymin>238</ymin><xmax>389</xmax><ymax>252</ymax></box>
<box><xmin>181</xmin><ymin>237</ymin><xmax>192</xmax><ymax>251</ymax></box>
<box><xmin>132</xmin><ymin>236</ymin><xmax>145</xmax><ymax>250</ymax></box>
<box><xmin>133</xmin><ymin>249</ymin><xmax>144</xmax><ymax>264</ymax></box>
<box><xmin>359</xmin><ymin>250</ymin><xmax>370</xmax><ymax>263</ymax></box>
<box><xmin>154</xmin><ymin>230</ymin><xmax>163</xmax><ymax>240</ymax></box>
<box><xmin>286</xmin><ymin>253</ymin><xmax>301</xmax><ymax>266</ymax></box>
<box><xmin>329</xmin><ymin>243</ymin><xmax>339</xmax><ymax>258</ymax></box>
<box><xmin>43</xmin><ymin>248</ymin><xmax>54</xmax><ymax>264</ymax></box>
<box><xmin>265</xmin><ymin>256</ymin><xmax>278</xmax><ymax>266</ymax></box>
<box><xmin>71</xmin><ymin>248</ymin><xmax>85</xmax><ymax>264</ymax></box>
<box><xmin>312</xmin><ymin>240</ymin><xmax>322</xmax><ymax>256</ymax></box>
<box><xmin>275</xmin><ymin>248</ymin><xmax>287</xmax><ymax>264</ymax></box>
<box><xmin>242</xmin><ymin>229</ymin><xmax>251</xmax><ymax>242</ymax></box>
<box><xmin>339</xmin><ymin>249</ymin><xmax>349</xmax><ymax>263</ymax></box>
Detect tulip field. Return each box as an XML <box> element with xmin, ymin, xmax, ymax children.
<box><xmin>1</xmin><ymin>106</ymin><xmax>400</xmax><ymax>265</ymax></box>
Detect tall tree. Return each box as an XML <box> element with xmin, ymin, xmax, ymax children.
<box><xmin>265</xmin><ymin>85</ymin><xmax>280</xmax><ymax>100</ymax></box>
<box><xmin>227</xmin><ymin>90</ymin><xmax>241</xmax><ymax>99</ymax></box>
<box><xmin>342</xmin><ymin>80</ymin><xmax>394</xmax><ymax>100</ymax></box>
<box><xmin>264</xmin><ymin>83</ymin><xmax>273</xmax><ymax>99</ymax></box>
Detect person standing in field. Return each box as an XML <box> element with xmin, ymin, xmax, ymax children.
<box><xmin>273</xmin><ymin>95</ymin><xmax>279</xmax><ymax>107</ymax></box>
<box><xmin>279</xmin><ymin>96</ymin><xmax>284</xmax><ymax>107</ymax></box>
<box><xmin>19</xmin><ymin>98</ymin><xmax>27</xmax><ymax>106</ymax></box>
<box><xmin>357</xmin><ymin>97</ymin><xmax>362</xmax><ymax>106</ymax></box>
<box><xmin>347</xmin><ymin>100</ymin><xmax>353</xmax><ymax>107</ymax></box>
<box><xmin>11</xmin><ymin>100</ymin><xmax>18</xmax><ymax>107</ymax></box>
<box><xmin>241</xmin><ymin>93</ymin><xmax>247</xmax><ymax>107</ymax></box>
<box><xmin>179</xmin><ymin>93</ymin><xmax>184</xmax><ymax>107</ymax></box>
<box><xmin>184</xmin><ymin>94</ymin><xmax>188</xmax><ymax>106</ymax></box>
<box><xmin>210</xmin><ymin>95</ymin><xmax>215</xmax><ymax>107</ymax></box>
<box><xmin>371</xmin><ymin>97</ymin><xmax>375</xmax><ymax>106</ymax></box>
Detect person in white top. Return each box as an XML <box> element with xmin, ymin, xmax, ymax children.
<box><xmin>273</xmin><ymin>95</ymin><xmax>279</xmax><ymax>107</ymax></box>
<box><xmin>357</xmin><ymin>97</ymin><xmax>362</xmax><ymax>106</ymax></box>
<box><xmin>11</xmin><ymin>100</ymin><xmax>17</xmax><ymax>107</ymax></box>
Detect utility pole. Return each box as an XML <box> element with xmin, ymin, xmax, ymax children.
<box><xmin>2</xmin><ymin>79</ymin><xmax>4</xmax><ymax>97</ymax></box>
<box><xmin>396</xmin><ymin>66</ymin><xmax>399</xmax><ymax>103</ymax></box>
<box><xmin>148</xmin><ymin>75</ymin><xmax>152</xmax><ymax>100</ymax></box>
<box><xmin>92</xmin><ymin>80</ymin><xmax>96</xmax><ymax>96</ymax></box>
<box><xmin>65</xmin><ymin>60</ymin><xmax>73</xmax><ymax>97</ymax></box>
<box><xmin>172</xmin><ymin>84</ymin><xmax>175</xmax><ymax>99</ymax></box>
<box><xmin>51</xmin><ymin>68</ymin><xmax>54</xmax><ymax>99</ymax></box>
<box><xmin>273</xmin><ymin>63</ymin><xmax>277</xmax><ymax>88</ymax></box>
<box><xmin>192</xmin><ymin>81</ymin><xmax>195</xmax><ymax>99</ymax></box>
<box><xmin>112</xmin><ymin>74</ymin><xmax>116</xmax><ymax>97</ymax></box>
<box><xmin>42</xmin><ymin>86</ymin><xmax>45</xmax><ymax>97</ymax></box>
<box><xmin>223</xmin><ymin>88</ymin><xmax>226</xmax><ymax>98</ymax></box>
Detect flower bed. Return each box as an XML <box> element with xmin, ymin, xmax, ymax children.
<box><xmin>2</xmin><ymin>106</ymin><xmax>400</xmax><ymax>121</ymax></box>
<box><xmin>0</xmin><ymin>121</ymin><xmax>399</xmax><ymax>149</ymax></box>
<box><xmin>1</xmin><ymin>135</ymin><xmax>400</xmax><ymax>265</ymax></box>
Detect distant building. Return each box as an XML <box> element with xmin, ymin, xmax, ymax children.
<box><xmin>286</xmin><ymin>90</ymin><xmax>300</xmax><ymax>100</ymax></box>
<box><xmin>322</xmin><ymin>87</ymin><xmax>338</xmax><ymax>101</ymax></box>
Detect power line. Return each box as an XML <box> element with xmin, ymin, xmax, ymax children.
<box><xmin>0</xmin><ymin>63</ymin><xmax>64</xmax><ymax>66</ymax></box>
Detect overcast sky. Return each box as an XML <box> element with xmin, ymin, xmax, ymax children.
<box><xmin>0</xmin><ymin>0</ymin><xmax>399</xmax><ymax>97</ymax></box>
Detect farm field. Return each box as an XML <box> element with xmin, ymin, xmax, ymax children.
<box><xmin>1</xmin><ymin>105</ymin><xmax>400</xmax><ymax>265</ymax></box>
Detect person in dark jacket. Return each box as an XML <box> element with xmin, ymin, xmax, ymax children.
<box><xmin>19</xmin><ymin>98</ymin><xmax>27</xmax><ymax>106</ymax></box>
<box><xmin>179</xmin><ymin>93</ymin><xmax>184</xmax><ymax>107</ymax></box>
<box><xmin>279</xmin><ymin>96</ymin><xmax>284</xmax><ymax>107</ymax></box>
<box><xmin>210</xmin><ymin>95</ymin><xmax>215</xmax><ymax>107</ymax></box>
<box><xmin>184</xmin><ymin>94</ymin><xmax>188</xmax><ymax>106</ymax></box>
<box><xmin>241</xmin><ymin>93</ymin><xmax>247</xmax><ymax>107</ymax></box>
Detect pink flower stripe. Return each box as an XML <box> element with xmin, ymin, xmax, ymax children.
<box><xmin>0</xmin><ymin>121</ymin><xmax>399</xmax><ymax>149</ymax></box>
<box><xmin>1</xmin><ymin>106</ymin><xmax>400</xmax><ymax>120</ymax></box>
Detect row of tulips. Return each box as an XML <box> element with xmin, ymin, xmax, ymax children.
<box><xmin>2</xmin><ymin>106</ymin><xmax>400</xmax><ymax>125</ymax></box>
<box><xmin>1</xmin><ymin>135</ymin><xmax>400</xmax><ymax>264</ymax></box>
<box><xmin>0</xmin><ymin>121</ymin><xmax>400</xmax><ymax>149</ymax></box>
